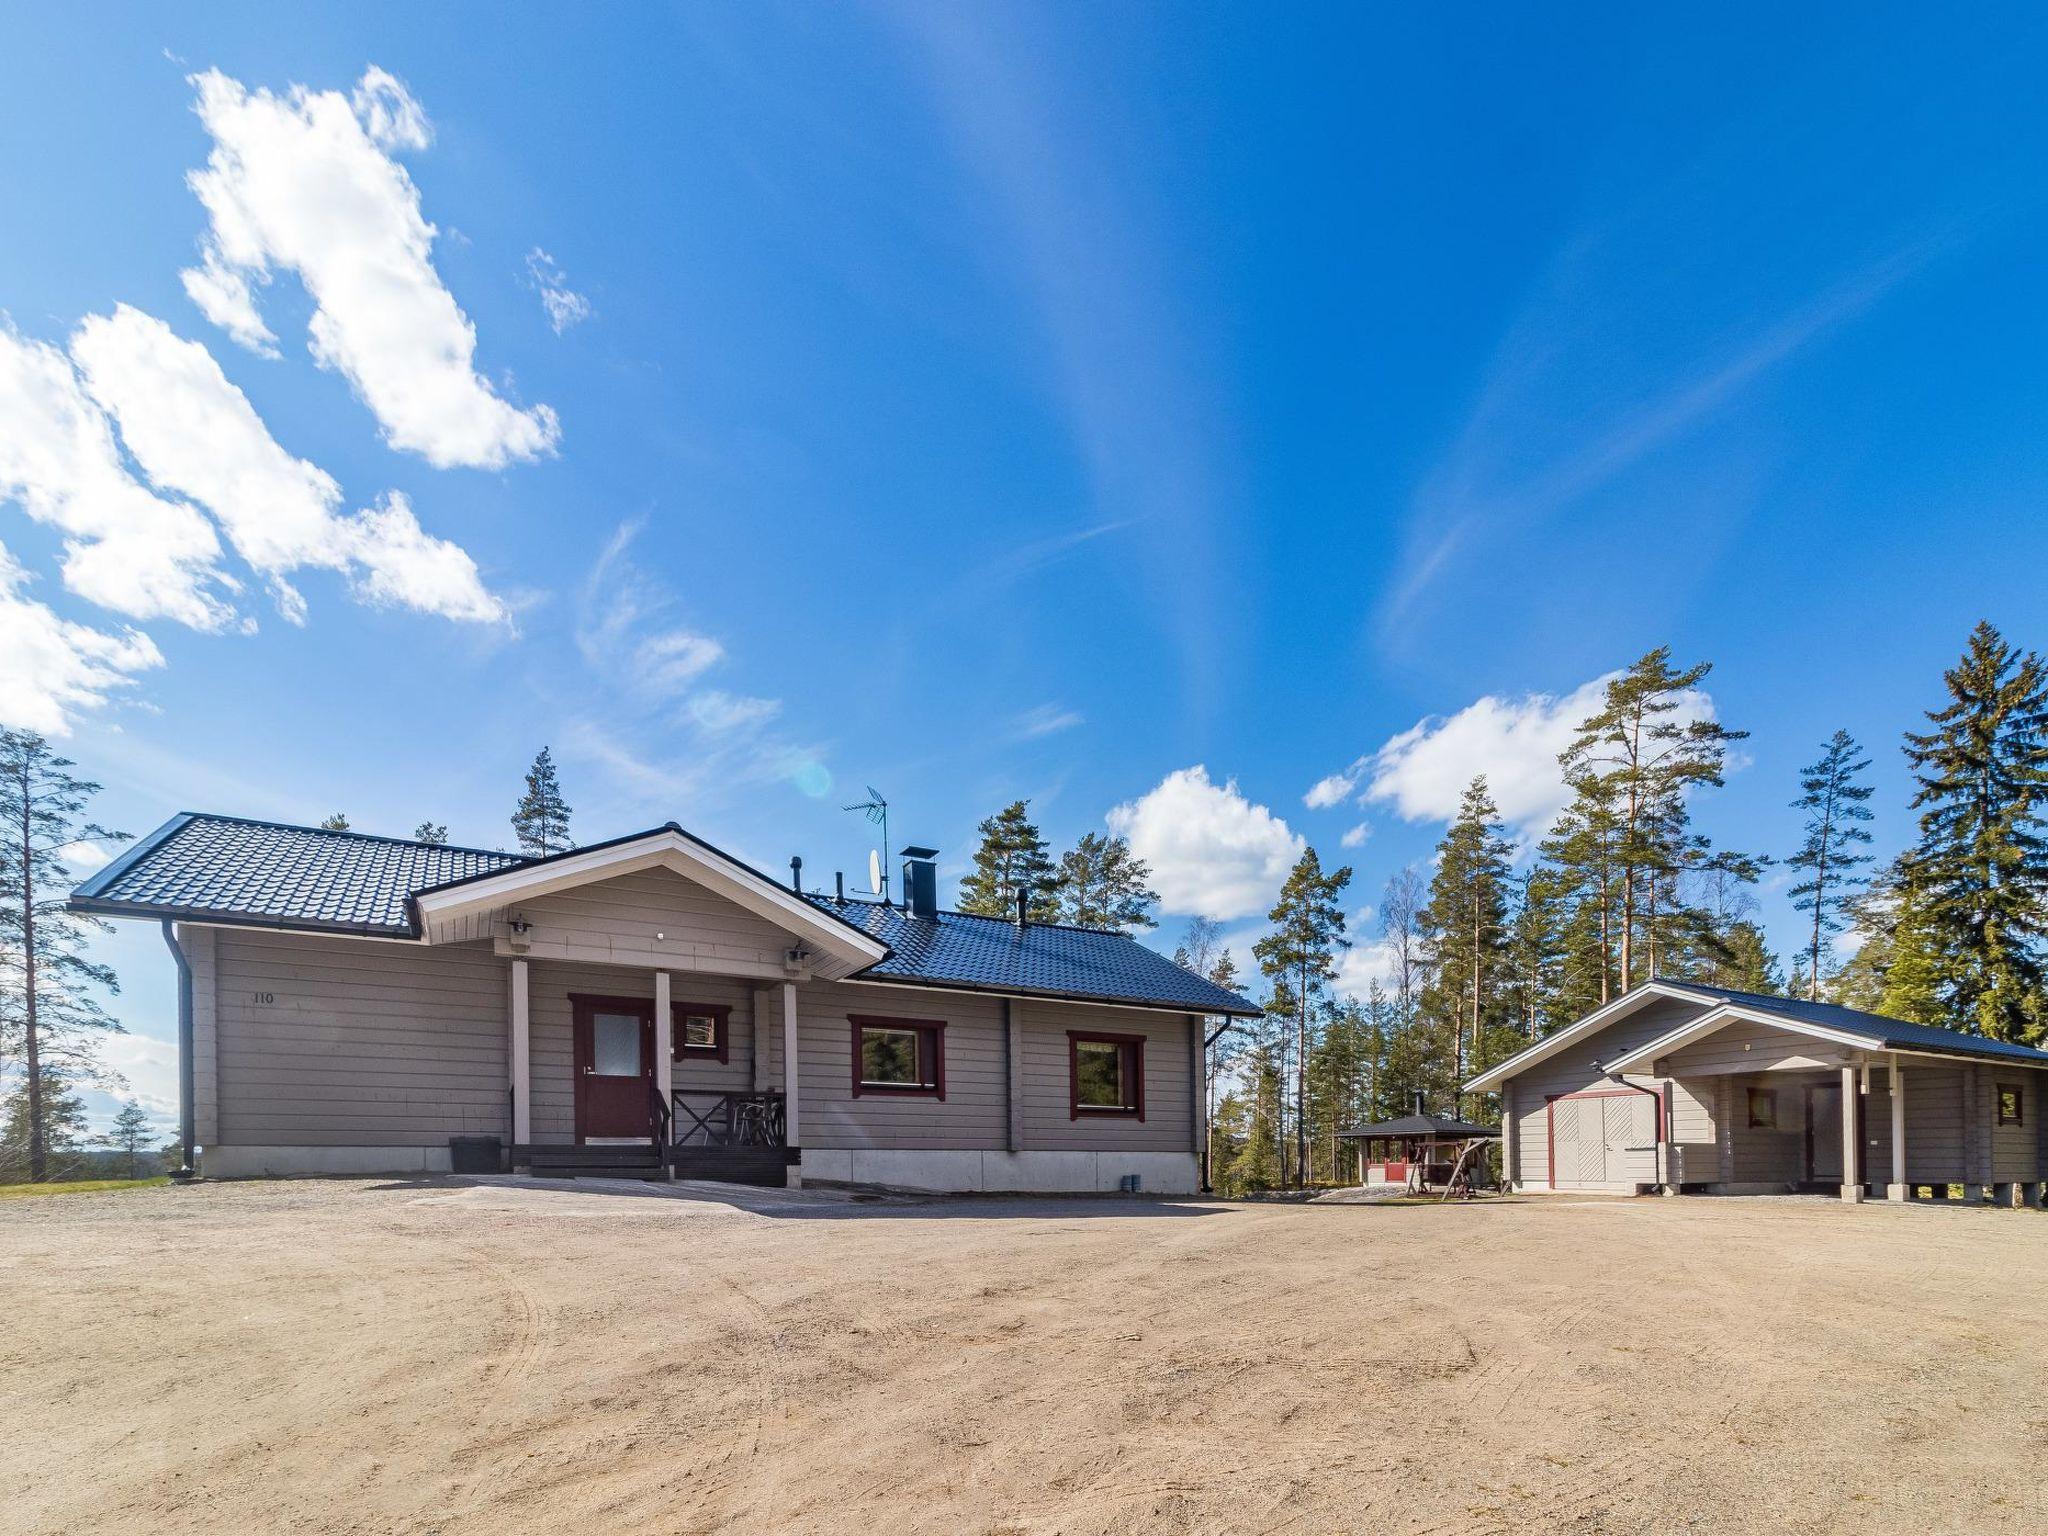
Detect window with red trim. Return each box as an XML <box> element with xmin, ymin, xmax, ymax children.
<box><xmin>1068</xmin><ymin>1031</ymin><xmax>1144</xmax><ymax>1120</ymax></box>
<box><xmin>1997</xmin><ymin>1083</ymin><xmax>2024</xmax><ymax>1126</ymax></box>
<box><xmin>850</xmin><ymin>1016</ymin><xmax>945</xmax><ymax>1098</ymax></box>
<box><xmin>672</xmin><ymin>1002</ymin><xmax>731</xmax><ymax>1064</ymax></box>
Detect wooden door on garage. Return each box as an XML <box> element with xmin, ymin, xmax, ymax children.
<box><xmin>1549</xmin><ymin>1090</ymin><xmax>1657</xmax><ymax>1190</ymax></box>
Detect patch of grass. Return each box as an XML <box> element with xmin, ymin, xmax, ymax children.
<box><xmin>0</xmin><ymin>1176</ymin><xmax>170</xmax><ymax>1199</ymax></box>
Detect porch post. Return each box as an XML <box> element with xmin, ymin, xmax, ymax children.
<box><xmin>782</xmin><ymin>980</ymin><xmax>802</xmax><ymax>1188</ymax></box>
<box><xmin>1840</xmin><ymin>1063</ymin><xmax>1863</xmax><ymax>1202</ymax></box>
<box><xmin>510</xmin><ymin>959</ymin><xmax>531</xmax><ymax>1148</ymax></box>
<box><xmin>1889</xmin><ymin>1056</ymin><xmax>1908</xmax><ymax>1201</ymax></box>
<box><xmin>653</xmin><ymin>969</ymin><xmax>673</xmax><ymax>1106</ymax></box>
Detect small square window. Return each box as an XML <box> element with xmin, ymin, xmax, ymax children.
<box><xmin>1997</xmin><ymin>1084</ymin><xmax>2024</xmax><ymax>1127</ymax></box>
<box><xmin>1068</xmin><ymin>1032</ymin><xmax>1145</xmax><ymax>1120</ymax></box>
<box><xmin>1746</xmin><ymin>1087</ymin><xmax>1777</xmax><ymax>1130</ymax></box>
<box><xmin>850</xmin><ymin>1017</ymin><xmax>945</xmax><ymax>1098</ymax></box>
<box><xmin>672</xmin><ymin>1003</ymin><xmax>730</xmax><ymax>1063</ymax></box>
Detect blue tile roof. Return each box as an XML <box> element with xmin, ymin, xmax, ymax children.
<box><xmin>811</xmin><ymin>896</ymin><xmax>1262</xmax><ymax>1016</ymax></box>
<box><xmin>73</xmin><ymin>813</ymin><xmax>1260</xmax><ymax>1015</ymax></box>
<box><xmin>71</xmin><ymin>813</ymin><xmax>525</xmax><ymax>935</ymax></box>
<box><xmin>1661</xmin><ymin>980</ymin><xmax>2048</xmax><ymax>1066</ymax></box>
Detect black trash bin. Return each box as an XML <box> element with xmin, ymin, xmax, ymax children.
<box><xmin>449</xmin><ymin>1134</ymin><xmax>502</xmax><ymax>1174</ymax></box>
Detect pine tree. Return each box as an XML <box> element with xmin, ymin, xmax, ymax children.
<box><xmin>1788</xmin><ymin>731</ymin><xmax>1875</xmax><ymax>999</ymax></box>
<box><xmin>1253</xmin><ymin>848</ymin><xmax>1352</xmax><ymax>1187</ymax></box>
<box><xmin>1897</xmin><ymin>623</ymin><xmax>2048</xmax><ymax>1042</ymax></box>
<box><xmin>956</xmin><ymin>801</ymin><xmax>1059</xmax><ymax>920</ymax></box>
<box><xmin>413</xmin><ymin>821</ymin><xmax>449</xmax><ymax>846</ymax></box>
<box><xmin>1053</xmin><ymin>832</ymin><xmax>1157</xmax><ymax>931</ymax></box>
<box><xmin>1556</xmin><ymin>648</ymin><xmax>1748</xmax><ymax>991</ymax></box>
<box><xmin>0</xmin><ymin>730</ymin><xmax>129</xmax><ymax>1183</ymax></box>
<box><xmin>511</xmin><ymin>747</ymin><xmax>574</xmax><ymax>858</ymax></box>
<box><xmin>318</xmin><ymin>813</ymin><xmax>350</xmax><ymax>832</ymax></box>
<box><xmin>1702</xmin><ymin>920</ymin><xmax>1783</xmax><ymax>995</ymax></box>
<box><xmin>110</xmin><ymin>1099</ymin><xmax>152</xmax><ymax>1179</ymax></box>
<box><xmin>1418</xmin><ymin>778</ymin><xmax>1514</xmax><ymax>1101</ymax></box>
<box><xmin>0</xmin><ymin>1072</ymin><xmax>89</xmax><ymax>1181</ymax></box>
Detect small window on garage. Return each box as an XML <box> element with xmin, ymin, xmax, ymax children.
<box><xmin>672</xmin><ymin>1002</ymin><xmax>731</xmax><ymax>1064</ymax></box>
<box><xmin>850</xmin><ymin>1016</ymin><xmax>945</xmax><ymax>1098</ymax></box>
<box><xmin>1746</xmin><ymin>1087</ymin><xmax>1777</xmax><ymax>1129</ymax></box>
<box><xmin>1997</xmin><ymin>1083</ymin><xmax>2024</xmax><ymax>1127</ymax></box>
<box><xmin>1069</xmin><ymin>1032</ymin><xmax>1145</xmax><ymax>1120</ymax></box>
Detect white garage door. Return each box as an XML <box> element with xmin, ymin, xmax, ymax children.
<box><xmin>1550</xmin><ymin>1092</ymin><xmax>1656</xmax><ymax>1191</ymax></box>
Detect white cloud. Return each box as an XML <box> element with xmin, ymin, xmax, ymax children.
<box><xmin>1106</xmin><ymin>765</ymin><xmax>1304</xmax><ymax>921</ymax></box>
<box><xmin>70</xmin><ymin>305</ymin><xmax>506</xmax><ymax>625</ymax></box>
<box><xmin>1332</xmin><ymin>933</ymin><xmax>1401</xmax><ymax>1002</ymax></box>
<box><xmin>1013</xmin><ymin>703</ymin><xmax>1083</xmax><ymax>739</ymax></box>
<box><xmin>1340</xmin><ymin>822</ymin><xmax>1371</xmax><ymax>849</ymax></box>
<box><xmin>525</xmin><ymin>249</ymin><xmax>592</xmax><ymax>335</ymax></box>
<box><xmin>183</xmin><ymin>66</ymin><xmax>560</xmax><ymax>469</ymax></box>
<box><xmin>0</xmin><ymin>542</ymin><xmax>163</xmax><ymax>735</ymax></box>
<box><xmin>96</xmin><ymin>1032</ymin><xmax>182</xmax><ymax>1122</ymax></box>
<box><xmin>1314</xmin><ymin>673</ymin><xmax>1717</xmax><ymax>843</ymax></box>
<box><xmin>57</xmin><ymin>837</ymin><xmax>117</xmax><ymax>874</ymax></box>
<box><xmin>687</xmin><ymin>690</ymin><xmax>782</xmax><ymax>733</ymax></box>
<box><xmin>0</xmin><ymin>321</ymin><xmax>232</xmax><ymax>629</ymax></box>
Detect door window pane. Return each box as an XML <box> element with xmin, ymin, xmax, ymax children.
<box><xmin>591</xmin><ymin>1013</ymin><xmax>641</xmax><ymax>1076</ymax></box>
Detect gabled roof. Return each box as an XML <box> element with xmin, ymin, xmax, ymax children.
<box><xmin>1463</xmin><ymin>977</ymin><xmax>2048</xmax><ymax>1093</ymax></box>
<box><xmin>1336</xmin><ymin>1113</ymin><xmax>1497</xmax><ymax>1140</ymax></box>
<box><xmin>812</xmin><ymin>896</ymin><xmax>1263</xmax><ymax>1017</ymax></box>
<box><xmin>70</xmin><ymin>813</ymin><xmax>524</xmax><ymax>936</ymax></box>
<box><xmin>71</xmin><ymin>812</ymin><xmax>1258</xmax><ymax>1015</ymax></box>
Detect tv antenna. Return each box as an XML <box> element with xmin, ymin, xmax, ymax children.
<box><xmin>843</xmin><ymin>787</ymin><xmax>890</xmax><ymax>902</ymax></box>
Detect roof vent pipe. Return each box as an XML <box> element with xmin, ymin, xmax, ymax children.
<box><xmin>1015</xmin><ymin>882</ymin><xmax>1030</xmax><ymax>931</ymax></box>
<box><xmin>835</xmin><ymin>871</ymin><xmax>845</xmax><ymax>902</ymax></box>
<box><xmin>1411</xmin><ymin>1088</ymin><xmax>1427</xmax><ymax>1119</ymax></box>
<box><xmin>900</xmin><ymin>846</ymin><xmax>939</xmax><ymax>919</ymax></box>
<box><xmin>790</xmin><ymin>855</ymin><xmax>803</xmax><ymax>894</ymax></box>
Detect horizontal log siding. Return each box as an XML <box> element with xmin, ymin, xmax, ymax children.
<box><xmin>1991</xmin><ymin>1067</ymin><xmax>2042</xmax><ymax>1180</ymax></box>
<box><xmin>525</xmin><ymin>962</ymin><xmax>755</xmax><ymax>1145</ymax></box>
<box><xmin>1510</xmin><ymin>994</ymin><xmax>1706</xmax><ymax>1190</ymax></box>
<box><xmin>211</xmin><ymin>929</ymin><xmax>508</xmax><ymax>1147</ymax></box>
<box><xmin>1658</xmin><ymin>1018</ymin><xmax>1849</xmax><ymax>1076</ymax></box>
<box><xmin>514</xmin><ymin>866</ymin><xmax>796</xmax><ymax>976</ymax></box>
<box><xmin>1018</xmin><ymin>1002</ymin><xmax>1195</xmax><ymax>1152</ymax></box>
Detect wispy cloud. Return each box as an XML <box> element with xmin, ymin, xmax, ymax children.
<box><xmin>526</xmin><ymin>249</ymin><xmax>593</xmax><ymax>334</ymax></box>
<box><xmin>1011</xmin><ymin>702</ymin><xmax>1083</xmax><ymax>740</ymax></box>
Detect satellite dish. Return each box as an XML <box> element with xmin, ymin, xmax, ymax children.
<box><xmin>868</xmin><ymin>848</ymin><xmax>883</xmax><ymax>895</ymax></box>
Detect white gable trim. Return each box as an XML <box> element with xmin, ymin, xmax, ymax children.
<box><xmin>1462</xmin><ymin>981</ymin><xmax>1723</xmax><ymax>1093</ymax></box>
<box><xmin>1599</xmin><ymin>1004</ymin><xmax>1880</xmax><ymax>1074</ymax></box>
<box><xmin>411</xmin><ymin>829</ymin><xmax>889</xmax><ymax>971</ymax></box>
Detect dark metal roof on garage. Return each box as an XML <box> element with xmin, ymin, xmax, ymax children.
<box><xmin>1660</xmin><ymin>981</ymin><xmax>2048</xmax><ymax>1066</ymax></box>
<box><xmin>72</xmin><ymin>812</ymin><xmax>1262</xmax><ymax>1017</ymax></box>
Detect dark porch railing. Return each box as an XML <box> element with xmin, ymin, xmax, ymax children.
<box><xmin>666</xmin><ymin>1089</ymin><xmax>786</xmax><ymax>1148</ymax></box>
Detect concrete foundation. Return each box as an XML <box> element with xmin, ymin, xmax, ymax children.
<box><xmin>201</xmin><ymin>1145</ymin><xmax>454</xmax><ymax>1178</ymax></box>
<box><xmin>796</xmin><ymin>1148</ymin><xmax>1200</xmax><ymax>1195</ymax></box>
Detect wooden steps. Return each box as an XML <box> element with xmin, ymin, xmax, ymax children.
<box><xmin>527</xmin><ymin>1144</ymin><xmax>665</xmax><ymax>1181</ymax></box>
<box><xmin>670</xmin><ymin>1146</ymin><xmax>790</xmax><ymax>1187</ymax></box>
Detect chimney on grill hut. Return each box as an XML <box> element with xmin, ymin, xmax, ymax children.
<box><xmin>1014</xmin><ymin>882</ymin><xmax>1031</xmax><ymax>932</ymax></box>
<box><xmin>900</xmin><ymin>845</ymin><xmax>939</xmax><ymax>919</ymax></box>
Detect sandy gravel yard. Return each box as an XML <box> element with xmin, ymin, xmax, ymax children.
<box><xmin>3</xmin><ymin>1177</ymin><xmax>2045</xmax><ymax>1535</ymax></box>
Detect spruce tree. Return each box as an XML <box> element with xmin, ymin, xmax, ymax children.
<box><xmin>1788</xmin><ymin>731</ymin><xmax>1875</xmax><ymax>999</ymax></box>
<box><xmin>956</xmin><ymin>801</ymin><xmax>1059</xmax><ymax>920</ymax></box>
<box><xmin>1899</xmin><ymin>622</ymin><xmax>2048</xmax><ymax>1042</ymax></box>
<box><xmin>1253</xmin><ymin>848</ymin><xmax>1352</xmax><ymax>1187</ymax></box>
<box><xmin>0</xmin><ymin>730</ymin><xmax>128</xmax><ymax>1183</ymax></box>
<box><xmin>318</xmin><ymin>813</ymin><xmax>350</xmax><ymax>832</ymax></box>
<box><xmin>1418</xmin><ymin>777</ymin><xmax>1514</xmax><ymax>1100</ymax></box>
<box><xmin>1052</xmin><ymin>832</ymin><xmax>1157</xmax><ymax>931</ymax></box>
<box><xmin>511</xmin><ymin>746</ymin><xmax>574</xmax><ymax>857</ymax></box>
<box><xmin>0</xmin><ymin>1072</ymin><xmax>89</xmax><ymax>1181</ymax></box>
<box><xmin>413</xmin><ymin>821</ymin><xmax>449</xmax><ymax>846</ymax></box>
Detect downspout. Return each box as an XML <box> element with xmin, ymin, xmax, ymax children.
<box><xmin>160</xmin><ymin>920</ymin><xmax>196</xmax><ymax>1181</ymax></box>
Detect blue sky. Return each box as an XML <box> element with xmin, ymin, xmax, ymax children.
<box><xmin>7</xmin><ymin>5</ymin><xmax>2048</xmax><ymax>1128</ymax></box>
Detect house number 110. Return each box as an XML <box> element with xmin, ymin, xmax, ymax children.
<box><xmin>252</xmin><ymin>992</ymin><xmax>275</xmax><ymax>1004</ymax></box>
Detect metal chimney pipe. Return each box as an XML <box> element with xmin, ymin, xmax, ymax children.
<box><xmin>1412</xmin><ymin>1088</ymin><xmax>1427</xmax><ymax>1118</ymax></box>
<box><xmin>835</xmin><ymin>871</ymin><xmax>845</xmax><ymax>902</ymax></box>
<box><xmin>1015</xmin><ymin>883</ymin><xmax>1030</xmax><ymax>931</ymax></box>
<box><xmin>790</xmin><ymin>855</ymin><xmax>803</xmax><ymax>894</ymax></box>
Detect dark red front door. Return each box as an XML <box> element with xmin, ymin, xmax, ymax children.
<box><xmin>572</xmin><ymin>995</ymin><xmax>655</xmax><ymax>1141</ymax></box>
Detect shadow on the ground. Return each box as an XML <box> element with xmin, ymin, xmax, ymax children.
<box><xmin>358</xmin><ymin>1172</ymin><xmax>1230</xmax><ymax>1220</ymax></box>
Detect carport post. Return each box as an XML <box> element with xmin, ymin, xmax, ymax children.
<box><xmin>510</xmin><ymin>959</ymin><xmax>531</xmax><ymax>1149</ymax></box>
<box><xmin>1840</xmin><ymin>1065</ymin><xmax>1864</xmax><ymax>1203</ymax></box>
<box><xmin>1888</xmin><ymin>1057</ymin><xmax>1908</xmax><ymax>1201</ymax></box>
<box><xmin>654</xmin><ymin>971</ymin><xmax>673</xmax><ymax>1163</ymax></box>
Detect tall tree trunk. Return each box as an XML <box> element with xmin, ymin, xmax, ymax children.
<box><xmin>21</xmin><ymin>788</ymin><xmax>44</xmax><ymax>1182</ymax></box>
<box><xmin>1295</xmin><ymin>959</ymin><xmax>1308</xmax><ymax>1187</ymax></box>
